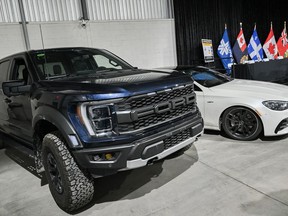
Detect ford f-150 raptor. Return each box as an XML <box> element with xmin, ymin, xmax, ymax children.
<box><xmin>0</xmin><ymin>47</ymin><xmax>203</xmax><ymax>212</ymax></box>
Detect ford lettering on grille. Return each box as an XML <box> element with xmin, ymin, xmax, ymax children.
<box><xmin>117</xmin><ymin>94</ymin><xmax>195</xmax><ymax>123</ymax></box>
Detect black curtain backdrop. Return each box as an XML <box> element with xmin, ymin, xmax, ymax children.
<box><xmin>174</xmin><ymin>0</ymin><xmax>287</xmax><ymax>67</ymax></box>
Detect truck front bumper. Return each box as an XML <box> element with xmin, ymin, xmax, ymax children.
<box><xmin>72</xmin><ymin>115</ymin><xmax>203</xmax><ymax>177</ymax></box>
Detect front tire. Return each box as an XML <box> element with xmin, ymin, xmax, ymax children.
<box><xmin>42</xmin><ymin>131</ymin><xmax>94</xmax><ymax>212</ymax></box>
<box><xmin>222</xmin><ymin>107</ymin><xmax>262</xmax><ymax>141</ymax></box>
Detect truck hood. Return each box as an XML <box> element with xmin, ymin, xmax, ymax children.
<box><xmin>38</xmin><ymin>69</ymin><xmax>192</xmax><ymax>100</ymax></box>
<box><xmin>210</xmin><ymin>79</ymin><xmax>288</xmax><ymax>100</ymax></box>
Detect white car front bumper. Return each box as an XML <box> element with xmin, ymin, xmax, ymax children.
<box><xmin>259</xmin><ymin>107</ymin><xmax>288</xmax><ymax>136</ymax></box>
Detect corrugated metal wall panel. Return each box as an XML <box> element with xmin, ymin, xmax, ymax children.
<box><xmin>0</xmin><ymin>0</ymin><xmax>21</xmax><ymax>22</ymax></box>
<box><xmin>0</xmin><ymin>0</ymin><xmax>173</xmax><ymax>22</ymax></box>
<box><xmin>86</xmin><ymin>0</ymin><xmax>174</xmax><ymax>20</ymax></box>
<box><xmin>21</xmin><ymin>0</ymin><xmax>82</xmax><ymax>22</ymax></box>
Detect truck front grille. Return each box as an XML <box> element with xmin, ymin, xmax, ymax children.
<box><xmin>164</xmin><ymin>128</ymin><xmax>192</xmax><ymax>150</ymax></box>
<box><xmin>117</xmin><ymin>84</ymin><xmax>194</xmax><ymax>110</ymax></box>
<box><xmin>116</xmin><ymin>84</ymin><xmax>197</xmax><ymax>133</ymax></box>
<box><xmin>117</xmin><ymin>103</ymin><xmax>196</xmax><ymax>132</ymax></box>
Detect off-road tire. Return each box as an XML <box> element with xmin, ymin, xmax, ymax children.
<box><xmin>42</xmin><ymin>131</ymin><xmax>94</xmax><ymax>212</ymax></box>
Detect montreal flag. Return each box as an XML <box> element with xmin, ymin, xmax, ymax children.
<box><xmin>232</xmin><ymin>28</ymin><xmax>248</xmax><ymax>64</ymax></box>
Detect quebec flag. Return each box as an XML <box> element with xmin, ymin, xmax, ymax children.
<box><xmin>217</xmin><ymin>27</ymin><xmax>234</xmax><ymax>75</ymax></box>
<box><xmin>247</xmin><ymin>27</ymin><xmax>263</xmax><ymax>61</ymax></box>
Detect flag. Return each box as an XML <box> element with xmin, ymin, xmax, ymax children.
<box><xmin>277</xmin><ymin>21</ymin><xmax>288</xmax><ymax>57</ymax></box>
<box><xmin>247</xmin><ymin>25</ymin><xmax>263</xmax><ymax>61</ymax></box>
<box><xmin>217</xmin><ymin>25</ymin><xmax>234</xmax><ymax>75</ymax></box>
<box><xmin>263</xmin><ymin>23</ymin><xmax>278</xmax><ymax>59</ymax></box>
<box><xmin>232</xmin><ymin>23</ymin><xmax>248</xmax><ymax>64</ymax></box>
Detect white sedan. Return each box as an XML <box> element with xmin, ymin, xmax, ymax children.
<box><xmin>166</xmin><ymin>66</ymin><xmax>288</xmax><ymax>141</ymax></box>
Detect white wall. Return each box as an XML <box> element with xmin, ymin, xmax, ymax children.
<box><xmin>0</xmin><ymin>20</ymin><xmax>177</xmax><ymax>68</ymax></box>
<box><xmin>0</xmin><ymin>23</ymin><xmax>26</xmax><ymax>58</ymax></box>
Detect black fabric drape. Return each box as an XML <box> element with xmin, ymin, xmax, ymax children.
<box><xmin>174</xmin><ymin>0</ymin><xmax>287</xmax><ymax>67</ymax></box>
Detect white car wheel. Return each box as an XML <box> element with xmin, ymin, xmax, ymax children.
<box><xmin>222</xmin><ymin>107</ymin><xmax>262</xmax><ymax>141</ymax></box>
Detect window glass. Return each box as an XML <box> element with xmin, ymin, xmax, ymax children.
<box><xmin>30</xmin><ymin>49</ymin><xmax>133</xmax><ymax>80</ymax></box>
<box><xmin>0</xmin><ymin>61</ymin><xmax>10</xmax><ymax>86</ymax></box>
<box><xmin>12</xmin><ymin>59</ymin><xmax>31</xmax><ymax>85</ymax></box>
<box><xmin>192</xmin><ymin>73</ymin><xmax>215</xmax><ymax>81</ymax></box>
<box><xmin>37</xmin><ymin>62</ymin><xmax>65</xmax><ymax>77</ymax></box>
<box><xmin>188</xmin><ymin>68</ymin><xmax>231</xmax><ymax>87</ymax></box>
<box><xmin>14</xmin><ymin>64</ymin><xmax>26</xmax><ymax>80</ymax></box>
<box><xmin>94</xmin><ymin>55</ymin><xmax>122</xmax><ymax>69</ymax></box>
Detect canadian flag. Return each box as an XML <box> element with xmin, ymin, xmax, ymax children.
<box><xmin>263</xmin><ymin>24</ymin><xmax>278</xmax><ymax>59</ymax></box>
<box><xmin>277</xmin><ymin>23</ymin><xmax>288</xmax><ymax>57</ymax></box>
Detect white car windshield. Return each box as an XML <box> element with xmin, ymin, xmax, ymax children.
<box><xmin>188</xmin><ymin>67</ymin><xmax>232</xmax><ymax>87</ymax></box>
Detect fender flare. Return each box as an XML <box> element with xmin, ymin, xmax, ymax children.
<box><xmin>32</xmin><ymin>106</ymin><xmax>82</xmax><ymax>149</ymax></box>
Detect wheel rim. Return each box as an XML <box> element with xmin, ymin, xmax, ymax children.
<box><xmin>224</xmin><ymin>108</ymin><xmax>259</xmax><ymax>139</ymax></box>
<box><xmin>47</xmin><ymin>153</ymin><xmax>64</xmax><ymax>194</ymax></box>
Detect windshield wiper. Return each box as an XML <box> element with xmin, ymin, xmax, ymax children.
<box><xmin>45</xmin><ymin>73</ymin><xmax>82</xmax><ymax>80</ymax></box>
<box><xmin>96</xmin><ymin>68</ymin><xmax>122</xmax><ymax>72</ymax></box>
<box><xmin>46</xmin><ymin>74</ymin><xmax>70</xmax><ymax>80</ymax></box>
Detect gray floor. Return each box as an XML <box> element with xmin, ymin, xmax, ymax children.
<box><xmin>1</xmin><ymin>131</ymin><xmax>288</xmax><ymax>216</ymax></box>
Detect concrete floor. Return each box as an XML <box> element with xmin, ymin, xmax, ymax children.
<box><xmin>1</xmin><ymin>131</ymin><xmax>288</xmax><ymax>216</ymax></box>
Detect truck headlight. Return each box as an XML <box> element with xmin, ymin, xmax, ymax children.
<box><xmin>262</xmin><ymin>100</ymin><xmax>288</xmax><ymax>111</ymax></box>
<box><xmin>77</xmin><ymin>101</ymin><xmax>120</xmax><ymax>137</ymax></box>
<box><xmin>88</xmin><ymin>105</ymin><xmax>112</xmax><ymax>132</ymax></box>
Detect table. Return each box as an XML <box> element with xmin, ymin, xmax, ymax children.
<box><xmin>231</xmin><ymin>58</ymin><xmax>288</xmax><ymax>85</ymax></box>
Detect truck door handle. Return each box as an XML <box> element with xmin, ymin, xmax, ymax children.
<box><xmin>4</xmin><ymin>98</ymin><xmax>12</xmax><ymax>103</ymax></box>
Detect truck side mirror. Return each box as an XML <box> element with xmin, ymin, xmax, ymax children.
<box><xmin>2</xmin><ymin>80</ymin><xmax>31</xmax><ymax>97</ymax></box>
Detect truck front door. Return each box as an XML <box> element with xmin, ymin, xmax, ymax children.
<box><xmin>5</xmin><ymin>56</ymin><xmax>33</xmax><ymax>144</ymax></box>
<box><xmin>0</xmin><ymin>59</ymin><xmax>11</xmax><ymax>133</ymax></box>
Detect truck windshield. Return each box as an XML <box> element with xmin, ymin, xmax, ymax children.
<box><xmin>30</xmin><ymin>48</ymin><xmax>134</xmax><ymax>80</ymax></box>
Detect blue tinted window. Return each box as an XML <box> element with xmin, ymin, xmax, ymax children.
<box><xmin>192</xmin><ymin>73</ymin><xmax>215</xmax><ymax>81</ymax></box>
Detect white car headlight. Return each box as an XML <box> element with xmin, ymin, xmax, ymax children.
<box><xmin>262</xmin><ymin>100</ymin><xmax>288</xmax><ymax>111</ymax></box>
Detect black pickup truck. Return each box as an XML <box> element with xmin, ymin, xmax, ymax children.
<box><xmin>0</xmin><ymin>47</ymin><xmax>203</xmax><ymax>212</ymax></box>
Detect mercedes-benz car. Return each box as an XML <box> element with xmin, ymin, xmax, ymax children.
<box><xmin>160</xmin><ymin>66</ymin><xmax>288</xmax><ymax>141</ymax></box>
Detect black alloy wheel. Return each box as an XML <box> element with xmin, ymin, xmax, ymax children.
<box><xmin>222</xmin><ymin>107</ymin><xmax>262</xmax><ymax>141</ymax></box>
<box><xmin>47</xmin><ymin>153</ymin><xmax>63</xmax><ymax>194</ymax></box>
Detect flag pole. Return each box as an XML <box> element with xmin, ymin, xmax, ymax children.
<box><xmin>225</xmin><ymin>23</ymin><xmax>227</xmax><ymax>29</ymax></box>
<box><xmin>270</xmin><ymin>21</ymin><xmax>273</xmax><ymax>29</ymax></box>
<box><xmin>254</xmin><ymin>22</ymin><xmax>256</xmax><ymax>30</ymax></box>
<box><xmin>240</xmin><ymin>22</ymin><xmax>242</xmax><ymax>29</ymax></box>
<box><xmin>284</xmin><ymin>21</ymin><xmax>286</xmax><ymax>32</ymax></box>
